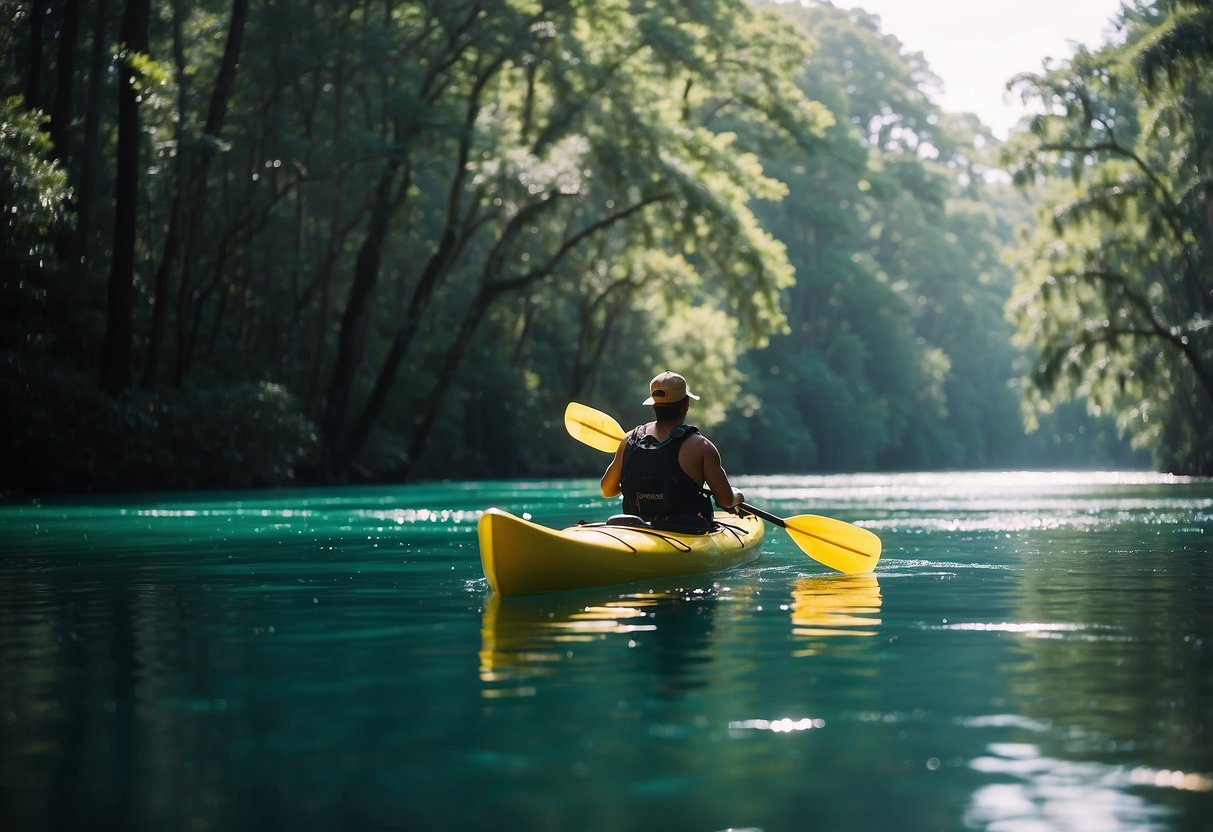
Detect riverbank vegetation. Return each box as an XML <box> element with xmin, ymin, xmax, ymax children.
<box><xmin>3</xmin><ymin>0</ymin><xmax>1203</xmax><ymax>493</ymax></box>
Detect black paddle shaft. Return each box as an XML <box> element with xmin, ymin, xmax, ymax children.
<box><xmin>736</xmin><ymin>502</ymin><xmax>787</xmax><ymax>528</ymax></box>
<box><xmin>701</xmin><ymin>489</ymin><xmax>787</xmax><ymax>529</ymax></box>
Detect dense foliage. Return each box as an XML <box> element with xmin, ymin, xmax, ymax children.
<box><xmin>1006</xmin><ymin>0</ymin><xmax>1213</xmax><ymax>475</ymax></box>
<box><xmin>1</xmin><ymin>0</ymin><xmax>1155</xmax><ymax>493</ymax></box>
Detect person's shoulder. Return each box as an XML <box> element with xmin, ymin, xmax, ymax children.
<box><xmin>690</xmin><ymin>431</ymin><xmax>722</xmax><ymax>457</ymax></box>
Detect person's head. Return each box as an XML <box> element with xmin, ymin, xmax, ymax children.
<box><xmin>643</xmin><ymin>371</ymin><xmax>699</xmax><ymax>421</ymax></box>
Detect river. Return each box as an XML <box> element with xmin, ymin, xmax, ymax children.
<box><xmin>1</xmin><ymin>471</ymin><xmax>1211</xmax><ymax>831</ymax></box>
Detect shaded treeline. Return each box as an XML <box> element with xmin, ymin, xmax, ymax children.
<box><xmin>1005</xmin><ymin>0</ymin><xmax>1213</xmax><ymax>476</ymax></box>
<box><xmin>0</xmin><ymin>0</ymin><xmax>1179</xmax><ymax>494</ymax></box>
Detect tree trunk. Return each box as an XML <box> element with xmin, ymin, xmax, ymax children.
<box><xmin>322</xmin><ymin>49</ymin><xmax>513</xmax><ymax>480</ymax></box>
<box><xmin>75</xmin><ymin>0</ymin><xmax>109</xmax><ymax>277</ymax></box>
<box><xmin>143</xmin><ymin>0</ymin><xmax>249</xmax><ymax>389</ymax></box>
<box><xmin>25</xmin><ymin>0</ymin><xmax>47</xmax><ymax>110</ymax></box>
<box><xmin>142</xmin><ymin>0</ymin><xmax>187</xmax><ymax>389</ymax></box>
<box><xmin>568</xmin><ymin>277</ymin><xmax>634</xmax><ymax>401</ymax></box>
<box><xmin>396</xmin><ymin>194</ymin><xmax>663</xmax><ymax>476</ymax></box>
<box><xmin>399</xmin><ymin>288</ymin><xmax>498</xmax><ymax>479</ymax></box>
<box><xmin>320</xmin><ymin>159</ymin><xmax>404</xmax><ymax>480</ymax></box>
<box><xmin>337</xmin><ymin>224</ymin><xmax>464</xmax><ymax>470</ymax></box>
<box><xmin>48</xmin><ymin>0</ymin><xmax>83</xmax><ymax>304</ymax></box>
<box><xmin>98</xmin><ymin>0</ymin><xmax>149</xmax><ymax>396</ymax></box>
<box><xmin>49</xmin><ymin>0</ymin><xmax>81</xmax><ymax>164</ymax></box>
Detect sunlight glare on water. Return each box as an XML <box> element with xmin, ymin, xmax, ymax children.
<box><xmin>752</xmin><ymin>471</ymin><xmax>1211</xmax><ymax>532</ymax></box>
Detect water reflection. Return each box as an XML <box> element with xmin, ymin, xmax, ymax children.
<box><xmin>479</xmin><ymin>574</ymin><xmax>887</xmax><ymax>694</ymax></box>
<box><xmin>789</xmin><ymin>574</ymin><xmax>882</xmax><ymax>657</ymax></box>
<box><xmin>946</xmin><ymin>523</ymin><xmax>1213</xmax><ymax>831</ymax></box>
<box><xmin>479</xmin><ymin>587</ymin><xmax>732</xmax><ymax>697</ymax></box>
<box><xmin>965</xmin><ymin>742</ymin><xmax>1212</xmax><ymax>831</ymax></box>
<box><xmin>479</xmin><ymin>593</ymin><xmax>658</xmax><ymax>689</ymax></box>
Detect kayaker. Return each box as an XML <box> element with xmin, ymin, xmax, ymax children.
<box><xmin>600</xmin><ymin>371</ymin><xmax>746</xmax><ymax>530</ymax></box>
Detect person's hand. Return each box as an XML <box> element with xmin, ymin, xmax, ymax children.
<box><xmin>718</xmin><ymin>490</ymin><xmax>745</xmax><ymax>514</ymax></box>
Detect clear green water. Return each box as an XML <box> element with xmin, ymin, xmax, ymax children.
<box><xmin>2</xmin><ymin>472</ymin><xmax>1211</xmax><ymax>831</ymax></box>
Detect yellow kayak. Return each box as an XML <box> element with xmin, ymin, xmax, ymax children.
<box><xmin>477</xmin><ymin>508</ymin><xmax>765</xmax><ymax>596</ymax></box>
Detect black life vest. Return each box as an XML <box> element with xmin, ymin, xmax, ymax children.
<box><xmin>620</xmin><ymin>424</ymin><xmax>713</xmax><ymax>527</ymax></box>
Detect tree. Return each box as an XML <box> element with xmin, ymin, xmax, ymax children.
<box><xmin>318</xmin><ymin>0</ymin><xmax>828</xmax><ymax>481</ymax></box>
<box><xmin>317</xmin><ymin>1</ymin><xmax>558</xmax><ymax>480</ymax></box>
<box><xmin>142</xmin><ymin>0</ymin><xmax>249</xmax><ymax>389</ymax></box>
<box><xmin>0</xmin><ymin>95</ymin><xmax>73</xmax><ymax>348</ymax></box>
<box><xmin>709</xmin><ymin>1</ymin><xmax>1028</xmax><ymax>471</ymax></box>
<box><xmin>73</xmin><ymin>0</ymin><xmax>112</xmax><ymax>281</ymax></box>
<box><xmin>1006</xmin><ymin>0</ymin><xmax>1213</xmax><ymax>474</ymax></box>
<box><xmin>98</xmin><ymin>0</ymin><xmax>149</xmax><ymax>395</ymax></box>
<box><xmin>0</xmin><ymin>0</ymin><xmax>1151</xmax><ymax>492</ymax></box>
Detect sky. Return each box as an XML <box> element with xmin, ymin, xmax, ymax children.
<box><xmin>819</xmin><ymin>0</ymin><xmax>1127</xmax><ymax>138</ymax></box>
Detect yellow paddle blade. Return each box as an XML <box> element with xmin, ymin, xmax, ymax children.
<box><xmin>564</xmin><ymin>402</ymin><xmax>625</xmax><ymax>453</ymax></box>
<box><xmin>782</xmin><ymin>514</ymin><xmax>882</xmax><ymax>575</ymax></box>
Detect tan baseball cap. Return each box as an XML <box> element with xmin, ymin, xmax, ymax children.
<box><xmin>642</xmin><ymin>371</ymin><xmax>700</xmax><ymax>406</ymax></box>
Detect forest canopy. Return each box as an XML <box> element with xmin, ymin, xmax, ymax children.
<box><xmin>1005</xmin><ymin>0</ymin><xmax>1213</xmax><ymax>476</ymax></box>
<box><xmin>5</xmin><ymin>0</ymin><xmax>1200</xmax><ymax>494</ymax></box>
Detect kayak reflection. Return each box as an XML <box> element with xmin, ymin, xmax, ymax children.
<box><xmin>790</xmin><ymin>574</ymin><xmax>882</xmax><ymax>657</ymax></box>
<box><xmin>479</xmin><ymin>586</ymin><xmax>735</xmax><ymax>696</ymax></box>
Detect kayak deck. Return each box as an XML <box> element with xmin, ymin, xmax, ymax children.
<box><xmin>478</xmin><ymin>508</ymin><xmax>765</xmax><ymax>597</ymax></box>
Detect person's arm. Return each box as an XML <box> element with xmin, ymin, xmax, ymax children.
<box><xmin>700</xmin><ymin>437</ymin><xmax>744</xmax><ymax>510</ymax></box>
<box><xmin>600</xmin><ymin>439</ymin><xmax>626</xmax><ymax>498</ymax></box>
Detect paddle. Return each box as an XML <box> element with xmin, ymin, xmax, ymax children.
<box><xmin>564</xmin><ymin>402</ymin><xmax>882</xmax><ymax>575</ymax></box>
